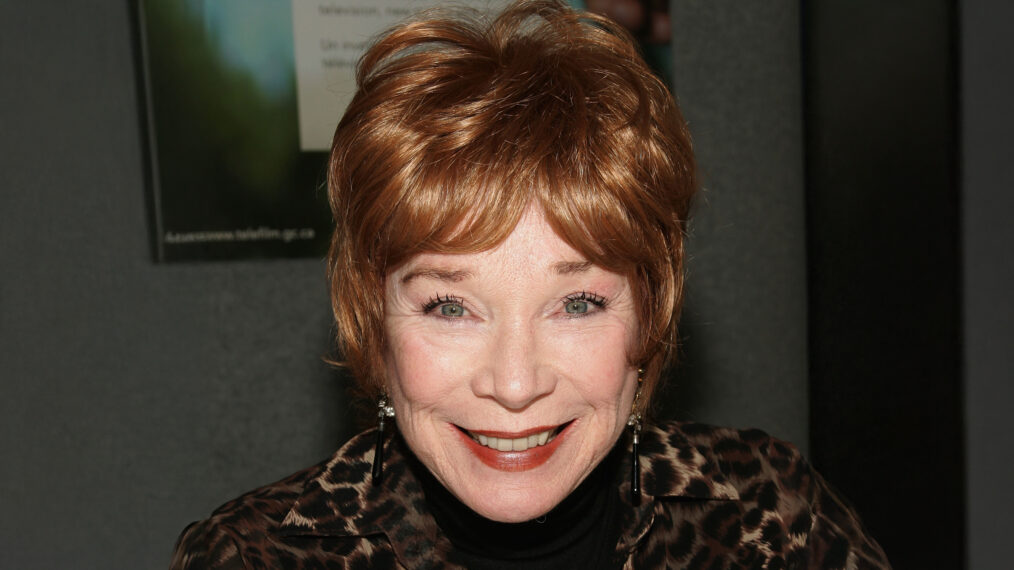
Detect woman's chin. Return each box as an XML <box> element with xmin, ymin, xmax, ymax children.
<box><xmin>444</xmin><ymin>454</ymin><xmax>579</xmax><ymax>523</ymax></box>
<box><xmin>459</xmin><ymin>485</ymin><xmax>567</xmax><ymax>523</ymax></box>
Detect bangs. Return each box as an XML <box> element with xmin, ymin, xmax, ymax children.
<box><xmin>347</xmin><ymin>42</ymin><xmax>680</xmax><ymax>274</ymax></box>
<box><xmin>372</xmin><ymin>144</ymin><xmax>673</xmax><ymax>277</ymax></box>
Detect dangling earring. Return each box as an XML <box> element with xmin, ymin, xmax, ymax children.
<box><xmin>627</xmin><ymin>368</ymin><xmax>644</xmax><ymax>500</ymax></box>
<box><xmin>372</xmin><ymin>394</ymin><xmax>396</xmax><ymax>485</ymax></box>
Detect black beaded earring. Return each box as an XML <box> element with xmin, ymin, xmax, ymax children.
<box><xmin>372</xmin><ymin>395</ymin><xmax>396</xmax><ymax>485</ymax></box>
<box><xmin>627</xmin><ymin>369</ymin><xmax>645</xmax><ymax>500</ymax></box>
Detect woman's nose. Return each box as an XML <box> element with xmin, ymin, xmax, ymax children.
<box><xmin>475</xmin><ymin>318</ymin><xmax>556</xmax><ymax>410</ymax></box>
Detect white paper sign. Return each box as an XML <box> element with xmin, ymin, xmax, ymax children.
<box><xmin>292</xmin><ymin>0</ymin><xmax>507</xmax><ymax>151</ymax></box>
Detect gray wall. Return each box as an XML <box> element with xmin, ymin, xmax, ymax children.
<box><xmin>668</xmin><ymin>0</ymin><xmax>809</xmax><ymax>451</ymax></box>
<box><xmin>962</xmin><ymin>0</ymin><xmax>1014</xmax><ymax>568</ymax></box>
<box><xmin>0</xmin><ymin>3</ymin><xmax>351</xmax><ymax>568</ymax></box>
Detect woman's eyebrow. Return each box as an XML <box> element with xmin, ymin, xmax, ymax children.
<box><xmin>400</xmin><ymin>266</ymin><xmax>473</xmax><ymax>284</ymax></box>
<box><xmin>553</xmin><ymin>260</ymin><xmax>594</xmax><ymax>274</ymax></box>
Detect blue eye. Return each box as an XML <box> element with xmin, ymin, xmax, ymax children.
<box><xmin>565</xmin><ymin>300</ymin><xmax>589</xmax><ymax>314</ymax></box>
<box><xmin>562</xmin><ymin>292</ymin><xmax>607</xmax><ymax>316</ymax></box>
<box><xmin>440</xmin><ymin>303</ymin><xmax>465</xmax><ymax>317</ymax></box>
<box><xmin>423</xmin><ymin>295</ymin><xmax>467</xmax><ymax>317</ymax></box>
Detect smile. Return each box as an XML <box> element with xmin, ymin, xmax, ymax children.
<box><xmin>464</xmin><ymin>425</ymin><xmax>563</xmax><ymax>452</ymax></box>
<box><xmin>454</xmin><ymin>422</ymin><xmax>573</xmax><ymax>472</ymax></box>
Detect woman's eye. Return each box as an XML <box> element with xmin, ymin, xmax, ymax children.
<box><xmin>564</xmin><ymin>300</ymin><xmax>589</xmax><ymax>314</ymax></box>
<box><xmin>562</xmin><ymin>292</ymin><xmax>606</xmax><ymax>316</ymax></box>
<box><xmin>440</xmin><ymin>303</ymin><xmax>465</xmax><ymax>317</ymax></box>
<box><xmin>422</xmin><ymin>295</ymin><xmax>467</xmax><ymax>317</ymax></box>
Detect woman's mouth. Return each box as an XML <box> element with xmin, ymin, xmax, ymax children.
<box><xmin>454</xmin><ymin>422</ymin><xmax>572</xmax><ymax>472</ymax></box>
<box><xmin>464</xmin><ymin>425</ymin><xmax>564</xmax><ymax>452</ymax></box>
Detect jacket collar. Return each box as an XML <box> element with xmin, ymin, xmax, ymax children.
<box><xmin>278</xmin><ymin>422</ymin><xmax>739</xmax><ymax>564</ymax></box>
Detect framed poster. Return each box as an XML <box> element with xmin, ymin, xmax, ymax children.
<box><xmin>135</xmin><ymin>0</ymin><xmax>668</xmax><ymax>261</ymax></box>
<box><xmin>135</xmin><ymin>0</ymin><xmax>499</xmax><ymax>261</ymax></box>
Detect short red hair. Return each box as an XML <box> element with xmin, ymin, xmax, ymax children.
<box><xmin>327</xmin><ymin>0</ymin><xmax>696</xmax><ymax>407</ymax></box>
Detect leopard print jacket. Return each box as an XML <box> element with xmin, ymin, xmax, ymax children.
<box><xmin>170</xmin><ymin>421</ymin><xmax>890</xmax><ymax>569</ymax></box>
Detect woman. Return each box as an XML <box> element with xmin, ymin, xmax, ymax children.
<box><xmin>171</xmin><ymin>1</ymin><xmax>889</xmax><ymax>568</ymax></box>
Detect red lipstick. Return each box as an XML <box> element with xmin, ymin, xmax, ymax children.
<box><xmin>454</xmin><ymin>422</ymin><xmax>572</xmax><ymax>472</ymax></box>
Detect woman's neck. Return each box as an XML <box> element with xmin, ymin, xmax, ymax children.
<box><xmin>412</xmin><ymin>441</ymin><xmax>623</xmax><ymax>568</ymax></box>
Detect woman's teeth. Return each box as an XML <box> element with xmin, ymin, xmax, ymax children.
<box><xmin>469</xmin><ymin>428</ymin><xmax>557</xmax><ymax>452</ymax></box>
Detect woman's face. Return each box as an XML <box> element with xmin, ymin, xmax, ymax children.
<box><xmin>383</xmin><ymin>208</ymin><xmax>639</xmax><ymax>523</ymax></box>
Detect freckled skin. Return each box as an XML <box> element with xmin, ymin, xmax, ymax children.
<box><xmin>383</xmin><ymin>209</ymin><xmax>640</xmax><ymax>523</ymax></box>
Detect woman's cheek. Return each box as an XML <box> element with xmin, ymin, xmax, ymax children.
<box><xmin>388</xmin><ymin>322</ymin><xmax>484</xmax><ymax>402</ymax></box>
<box><xmin>550</xmin><ymin>320</ymin><xmax>634</xmax><ymax>393</ymax></box>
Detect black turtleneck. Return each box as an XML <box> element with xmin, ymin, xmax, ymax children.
<box><xmin>412</xmin><ymin>442</ymin><xmax>625</xmax><ymax>570</ymax></box>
